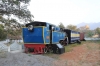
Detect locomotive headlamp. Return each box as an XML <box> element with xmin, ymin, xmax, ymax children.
<box><xmin>28</xmin><ymin>25</ymin><xmax>33</xmax><ymax>31</ymax></box>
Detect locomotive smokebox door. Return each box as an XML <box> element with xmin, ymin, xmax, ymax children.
<box><xmin>52</xmin><ymin>44</ymin><xmax>65</xmax><ymax>54</ymax></box>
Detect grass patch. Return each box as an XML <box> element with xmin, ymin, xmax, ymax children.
<box><xmin>82</xmin><ymin>40</ymin><xmax>100</xmax><ymax>50</ymax></box>
<box><xmin>93</xmin><ymin>40</ymin><xmax>100</xmax><ymax>44</ymax></box>
<box><xmin>43</xmin><ymin>40</ymin><xmax>100</xmax><ymax>60</ymax></box>
<box><xmin>85</xmin><ymin>40</ymin><xmax>100</xmax><ymax>44</ymax></box>
<box><xmin>65</xmin><ymin>43</ymin><xmax>81</xmax><ymax>52</ymax></box>
<box><xmin>65</xmin><ymin>46</ymin><xmax>73</xmax><ymax>52</ymax></box>
<box><xmin>43</xmin><ymin>42</ymin><xmax>83</xmax><ymax>59</ymax></box>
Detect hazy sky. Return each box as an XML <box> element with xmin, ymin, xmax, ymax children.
<box><xmin>28</xmin><ymin>0</ymin><xmax>100</xmax><ymax>26</ymax></box>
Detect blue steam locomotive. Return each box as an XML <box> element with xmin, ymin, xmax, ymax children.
<box><xmin>22</xmin><ymin>21</ymin><xmax>81</xmax><ymax>54</ymax></box>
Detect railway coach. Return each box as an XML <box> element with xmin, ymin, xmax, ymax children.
<box><xmin>80</xmin><ymin>32</ymin><xmax>86</xmax><ymax>41</ymax></box>
<box><xmin>63</xmin><ymin>29</ymin><xmax>81</xmax><ymax>44</ymax></box>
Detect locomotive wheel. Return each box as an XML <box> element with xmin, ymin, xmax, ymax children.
<box><xmin>59</xmin><ymin>40</ymin><xmax>64</xmax><ymax>45</ymax></box>
<box><xmin>43</xmin><ymin>48</ymin><xmax>47</xmax><ymax>53</ymax></box>
<box><xmin>56</xmin><ymin>48</ymin><xmax>59</xmax><ymax>54</ymax></box>
<box><xmin>28</xmin><ymin>48</ymin><xmax>34</xmax><ymax>52</ymax></box>
<box><xmin>77</xmin><ymin>40</ymin><xmax>81</xmax><ymax>44</ymax></box>
<box><xmin>25</xmin><ymin>47</ymin><xmax>28</xmax><ymax>53</ymax></box>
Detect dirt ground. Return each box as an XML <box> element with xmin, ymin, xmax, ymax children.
<box><xmin>53</xmin><ymin>41</ymin><xmax>100</xmax><ymax>66</ymax></box>
<box><xmin>0</xmin><ymin>41</ymin><xmax>100</xmax><ymax>66</ymax></box>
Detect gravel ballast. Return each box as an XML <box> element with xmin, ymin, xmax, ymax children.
<box><xmin>0</xmin><ymin>52</ymin><xmax>56</xmax><ymax>66</ymax></box>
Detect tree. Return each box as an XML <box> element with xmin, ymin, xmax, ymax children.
<box><xmin>0</xmin><ymin>24</ymin><xmax>7</xmax><ymax>40</ymax></box>
<box><xmin>86</xmin><ymin>30</ymin><xmax>94</xmax><ymax>38</ymax></box>
<box><xmin>58</xmin><ymin>22</ymin><xmax>65</xmax><ymax>29</ymax></box>
<box><xmin>0</xmin><ymin>0</ymin><xmax>34</xmax><ymax>23</ymax></box>
<box><xmin>78</xmin><ymin>25</ymin><xmax>91</xmax><ymax>37</ymax></box>
<box><xmin>95</xmin><ymin>27</ymin><xmax>100</xmax><ymax>37</ymax></box>
<box><xmin>0</xmin><ymin>0</ymin><xmax>33</xmax><ymax>40</ymax></box>
<box><xmin>0</xmin><ymin>15</ymin><xmax>23</xmax><ymax>39</ymax></box>
<box><xmin>78</xmin><ymin>25</ymin><xmax>90</xmax><ymax>33</ymax></box>
<box><xmin>66</xmin><ymin>24</ymin><xmax>77</xmax><ymax>31</ymax></box>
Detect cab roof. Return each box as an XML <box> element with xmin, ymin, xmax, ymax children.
<box><xmin>26</xmin><ymin>21</ymin><xmax>57</xmax><ymax>27</ymax></box>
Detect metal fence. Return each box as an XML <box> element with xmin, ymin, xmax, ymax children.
<box><xmin>0</xmin><ymin>41</ymin><xmax>23</xmax><ymax>53</ymax></box>
<box><xmin>0</xmin><ymin>43</ymin><xmax>8</xmax><ymax>51</ymax></box>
